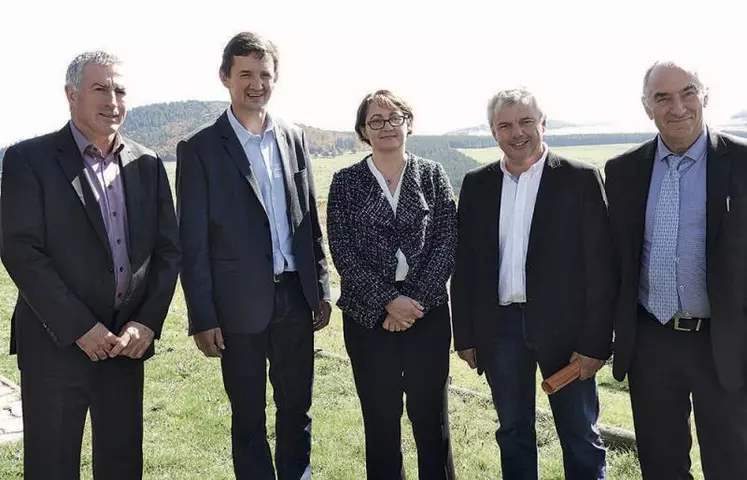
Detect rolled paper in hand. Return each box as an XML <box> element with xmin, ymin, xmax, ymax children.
<box><xmin>541</xmin><ymin>359</ymin><xmax>581</xmax><ymax>395</ymax></box>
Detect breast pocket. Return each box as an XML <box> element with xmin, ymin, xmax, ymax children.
<box><xmin>721</xmin><ymin>196</ymin><xmax>747</xmax><ymax>256</ymax></box>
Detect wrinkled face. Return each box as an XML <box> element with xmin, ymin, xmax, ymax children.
<box><xmin>363</xmin><ymin>102</ymin><xmax>410</xmax><ymax>153</ymax></box>
<box><xmin>221</xmin><ymin>53</ymin><xmax>275</xmax><ymax>115</ymax></box>
<box><xmin>66</xmin><ymin>63</ymin><xmax>127</xmax><ymax>141</ymax></box>
<box><xmin>491</xmin><ymin>100</ymin><xmax>546</xmax><ymax>164</ymax></box>
<box><xmin>643</xmin><ymin>65</ymin><xmax>707</xmax><ymax>149</ymax></box>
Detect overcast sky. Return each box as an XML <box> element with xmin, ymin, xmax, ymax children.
<box><xmin>2</xmin><ymin>0</ymin><xmax>745</xmax><ymax>145</ymax></box>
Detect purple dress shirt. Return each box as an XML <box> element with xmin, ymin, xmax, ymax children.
<box><xmin>70</xmin><ymin>122</ymin><xmax>132</xmax><ymax>308</ymax></box>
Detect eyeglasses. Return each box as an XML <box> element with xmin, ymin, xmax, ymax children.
<box><xmin>366</xmin><ymin>114</ymin><xmax>408</xmax><ymax>130</ymax></box>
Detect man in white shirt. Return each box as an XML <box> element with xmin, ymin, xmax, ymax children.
<box><xmin>450</xmin><ymin>88</ymin><xmax>616</xmax><ymax>480</ymax></box>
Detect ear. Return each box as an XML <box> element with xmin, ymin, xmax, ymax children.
<box><xmin>65</xmin><ymin>85</ymin><xmax>76</xmax><ymax>107</ymax></box>
<box><xmin>703</xmin><ymin>92</ymin><xmax>709</xmax><ymax>108</ymax></box>
<box><xmin>641</xmin><ymin>95</ymin><xmax>654</xmax><ymax>120</ymax></box>
<box><xmin>219</xmin><ymin>69</ymin><xmax>230</xmax><ymax>89</ymax></box>
<box><xmin>490</xmin><ymin>122</ymin><xmax>500</xmax><ymax>142</ymax></box>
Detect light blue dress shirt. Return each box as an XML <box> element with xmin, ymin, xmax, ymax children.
<box><xmin>227</xmin><ymin>107</ymin><xmax>296</xmax><ymax>275</ymax></box>
<box><xmin>640</xmin><ymin>129</ymin><xmax>710</xmax><ymax>318</ymax></box>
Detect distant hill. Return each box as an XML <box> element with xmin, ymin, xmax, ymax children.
<box><xmin>120</xmin><ymin>100</ymin><xmax>228</xmax><ymax>160</ymax></box>
<box><xmin>0</xmin><ymin>100</ymin><xmax>365</xmax><ymax>165</ymax></box>
<box><xmin>120</xmin><ymin>100</ymin><xmax>364</xmax><ymax>161</ymax></box>
<box><xmin>446</xmin><ymin>119</ymin><xmax>577</xmax><ymax>136</ymax></box>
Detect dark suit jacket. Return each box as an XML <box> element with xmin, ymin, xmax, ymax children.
<box><xmin>450</xmin><ymin>151</ymin><xmax>616</xmax><ymax>364</ymax></box>
<box><xmin>176</xmin><ymin>112</ymin><xmax>330</xmax><ymax>335</ymax></box>
<box><xmin>326</xmin><ymin>153</ymin><xmax>457</xmax><ymax>328</ymax></box>
<box><xmin>0</xmin><ymin>123</ymin><xmax>181</xmax><ymax>373</ymax></box>
<box><xmin>605</xmin><ymin>129</ymin><xmax>747</xmax><ymax>391</ymax></box>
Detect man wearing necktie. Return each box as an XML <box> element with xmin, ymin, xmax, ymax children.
<box><xmin>605</xmin><ymin>60</ymin><xmax>747</xmax><ymax>479</ymax></box>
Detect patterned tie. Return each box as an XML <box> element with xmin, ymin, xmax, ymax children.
<box><xmin>649</xmin><ymin>155</ymin><xmax>692</xmax><ymax>323</ymax></box>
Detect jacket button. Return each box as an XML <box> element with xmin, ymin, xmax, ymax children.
<box><xmin>108</xmin><ymin>268</ymin><xmax>114</xmax><ymax>273</ymax></box>
<box><xmin>265</xmin><ymin>254</ymin><xmax>272</xmax><ymax>262</ymax></box>
<box><xmin>264</xmin><ymin>221</ymin><xmax>270</xmax><ymax>228</ymax></box>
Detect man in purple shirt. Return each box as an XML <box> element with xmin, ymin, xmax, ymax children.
<box><xmin>1</xmin><ymin>51</ymin><xmax>180</xmax><ymax>479</ymax></box>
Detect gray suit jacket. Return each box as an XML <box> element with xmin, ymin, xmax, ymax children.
<box><xmin>176</xmin><ymin>112</ymin><xmax>330</xmax><ymax>335</ymax></box>
<box><xmin>1</xmin><ymin>123</ymin><xmax>181</xmax><ymax>373</ymax></box>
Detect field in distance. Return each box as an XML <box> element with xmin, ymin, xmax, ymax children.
<box><xmin>459</xmin><ymin>143</ymin><xmax>639</xmax><ymax>168</ymax></box>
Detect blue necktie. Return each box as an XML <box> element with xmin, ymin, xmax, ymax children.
<box><xmin>649</xmin><ymin>155</ymin><xmax>692</xmax><ymax>323</ymax></box>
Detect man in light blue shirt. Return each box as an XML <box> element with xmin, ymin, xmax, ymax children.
<box><xmin>605</xmin><ymin>60</ymin><xmax>747</xmax><ymax>479</ymax></box>
<box><xmin>177</xmin><ymin>31</ymin><xmax>332</xmax><ymax>480</ymax></box>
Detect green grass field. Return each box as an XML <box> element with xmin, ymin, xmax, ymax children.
<box><xmin>0</xmin><ymin>144</ymin><xmax>706</xmax><ymax>478</ymax></box>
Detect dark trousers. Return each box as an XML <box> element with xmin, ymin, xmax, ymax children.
<box><xmin>343</xmin><ymin>303</ymin><xmax>455</xmax><ymax>480</ymax></box>
<box><xmin>628</xmin><ymin>307</ymin><xmax>747</xmax><ymax>480</ymax></box>
<box><xmin>220</xmin><ymin>273</ymin><xmax>314</xmax><ymax>480</ymax></box>
<box><xmin>21</xmin><ymin>358</ymin><xmax>144</xmax><ymax>480</ymax></box>
<box><xmin>480</xmin><ymin>304</ymin><xmax>606</xmax><ymax>480</ymax></box>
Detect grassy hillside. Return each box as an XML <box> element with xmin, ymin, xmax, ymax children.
<box><xmin>1</xmin><ymin>144</ymin><xmax>708</xmax><ymax>478</ymax></box>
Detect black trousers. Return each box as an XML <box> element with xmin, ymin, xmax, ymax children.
<box><xmin>220</xmin><ymin>273</ymin><xmax>314</xmax><ymax>480</ymax></box>
<box><xmin>343</xmin><ymin>303</ymin><xmax>455</xmax><ymax>480</ymax></box>
<box><xmin>21</xmin><ymin>358</ymin><xmax>144</xmax><ymax>480</ymax></box>
<box><xmin>628</xmin><ymin>306</ymin><xmax>747</xmax><ymax>480</ymax></box>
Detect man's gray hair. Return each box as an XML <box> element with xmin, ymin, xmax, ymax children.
<box><xmin>642</xmin><ymin>60</ymin><xmax>707</xmax><ymax>101</ymax></box>
<box><xmin>487</xmin><ymin>88</ymin><xmax>546</xmax><ymax>127</ymax></box>
<box><xmin>65</xmin><ymin>51</ymin><xmax>122</xmax><ymax>92</ymax></box>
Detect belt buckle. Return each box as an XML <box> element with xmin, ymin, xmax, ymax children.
<box><xmin>672</xmin><ymin>314</ymin><xmax>701</xmax><ymax>332</ymax></box>
<box><xmin>273</xmin><ymin>273</ymin><xmax>282</xmax><ymax>283</ymax></box>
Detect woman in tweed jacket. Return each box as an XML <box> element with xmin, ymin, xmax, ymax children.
<box><xmin>327</xmin><ymin>90</ymin><xmax>457</xmax><ymax>480</ymax></box>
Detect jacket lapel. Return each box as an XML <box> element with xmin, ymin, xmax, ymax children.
<box><xmin>706</xmin><ymin>129</ymin><xmax>730</xmax><ymax>253</ymax></box>
<box><xmin>275</xmin><ymin>125</ymin><xmax>302</xmax><ymax>231</ymax></box>
<box><xmin>119</xmin><ymin>143</ymin><xmax>141</xmax><ymax>260</ymax></box>
<box><xmin>55</xmin><ymin>125</ymin><xmax>112</xmax><ymax>260</ymax></box>
<box><xmin>217</xmin><ymin>112</ymin><xmax>267</xmax><ymax>214</ymax></box>
<box><xmin>360</xmin><ymin>158</ymin><xmax>396</xmax><ymax>229</ymax></box>
<box><xmin>526</xmin><ymin>152</ymin><xmax>561</xmax><ymax>259</ymax></box>
<box><xmin>628</xmin><ymin>138</ymin><xmax>657</xmax><ymax>261</ymax></box>
<box><xmin>485</xmin><ymin>162</ymin><xmax>503</xmax><ymax>261</ymax></box>
<box><xmin>396</xmin><ymin>157</ymin><xmax>430</xmax><ymax>228</ymax></box>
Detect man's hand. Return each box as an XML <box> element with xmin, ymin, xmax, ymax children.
<box><xmin>382</xmin><ymin>314</ymin><xmax>415</xmax><ymax>332</ymax></box>
<box><xmin>76</xmin><ymin>322</ymin><xmax>120</xmax><ymax>361</ymax></box>
<box><xmin>314</xmin><ymin>300</ymin><xmax>332</xmax><ymax>331</ymax></box>
<box><xmin>386</xmin><ymin>296</ymin><xmax>424</xmax><ymax>323</ymax></box>
<box><xmin>193</xmin><ymin>327</ymin><xmax>225</xmax><ymax>358</ymax></box>
<box><xmin>458</xmin><ymin>348</ymin><xmax>478</xmax><ymax>369</ymax></box>
<box><xmin>570</xmin><ymin>351</ymin><xmax>605</xmax><ymax>381</ymax></box>
<box><xmin>110</xmin><ymin>321</ymin><xmax>155</xmax><ymax>359</ymax></box>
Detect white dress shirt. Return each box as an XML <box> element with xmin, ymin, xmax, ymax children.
<box><xmin>367</xmin><ymin>157</ymin><xmax>410</xmax><ymax>281</ymax></box>
<box><xmin>227</xmin><ymin>108</ymin><xmax>296</xmax><ymax>275</ymax></box>
<box><xmin>498</xmin><ymin>146</ymin><xmax>549</xmax><ymax>305</ymax></box>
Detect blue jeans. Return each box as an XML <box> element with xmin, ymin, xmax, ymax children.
<box><xmin>480</xmin><ymin>304</ymin><xmax>606</xmax><ymax>480</ymax></box>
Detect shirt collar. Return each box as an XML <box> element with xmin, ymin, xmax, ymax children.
<box><xmin>499</xmin><ymin>142</ymin><xmax>549</xmax><ymax>178</ymax></box>
<box><xmin>227</xmin><ymin>106</ymin><xmax>275</xmax><ymax>146</ymax></box>
<box><xmin>656</xmin><ymin>128</ymin><xmax>708</xmax><ymax>163</ymax></box>
<box><xmin>69</xmin><ymin>121</ymin><xmax>123</xmax><ymax>159</ymax></box>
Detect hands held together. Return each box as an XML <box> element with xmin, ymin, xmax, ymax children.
<box><xmin>382</xmin><ymin>295</ymin><xmax>424</xmax><ymax>332</ymax></box>
<box><xmin>75</xmin><ymin>321</ymin><xmax>155</xmax><ymax>361</ymax></box>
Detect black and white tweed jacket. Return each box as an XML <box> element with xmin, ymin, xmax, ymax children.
<box><xmin>326</xmin><ymin>153</ymin><xmax>457</xmax><ymax>328</ymax></box>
